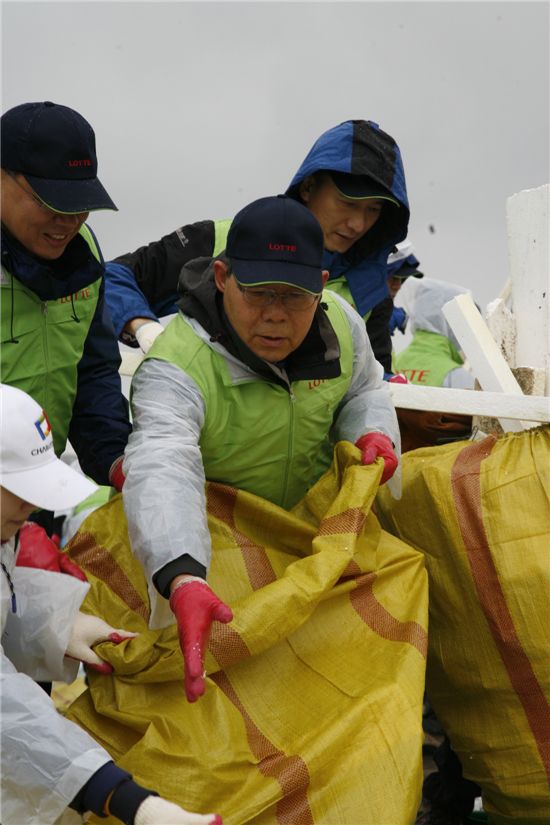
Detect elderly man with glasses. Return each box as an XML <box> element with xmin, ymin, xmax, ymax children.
<box><xmin>0</xmin><ymin>101</ymin><xmax>131</xmax><ymax>496</ymax></box>
<box><xmin>122</xmin><ymin>194</ymin><xmax>401</xmax><ymax>704</ymax></box>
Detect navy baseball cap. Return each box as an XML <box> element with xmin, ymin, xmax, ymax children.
<box><xmin>330</xmin><ymin>171</ymin><xmax>400</xmax><ymax>207</ymax></box>
<box><xmin>226</xmin><ymin>195</ymin><xmax>324</xmax><ymax>293</ymax></box>
<box><xmin>1</xmin><ymin>101</ymin><xmax>117</xmax><ymax>213</ymax></box>
<box><xmin>389</xmin><ymin>259</ymin><xmax>424</xmax><ymax>279</ymax></box>
<box><xmin>387</xmin><ymin>241</ymin><xmax>424</xmax><ymax>279</ymax></box>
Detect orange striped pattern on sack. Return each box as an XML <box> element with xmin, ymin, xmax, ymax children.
<box><xmin>65</xmin><ymin>442</ymin><xmax>427</xmax><ymax>824</ymax></box>
<box><xmin>452</xmin><ymin>438</ymin><xmax>550</xmax><ymax>784</ymax></box>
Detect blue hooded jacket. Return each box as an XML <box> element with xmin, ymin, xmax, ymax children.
<box><xmin>105</xmin><ymin>120</ymin><xmax>409</xmax><ymax>348</ymax></box>
<box><xmin>286</xmin><ymin>120</ymin><xmax>410</xmax><ymax>317</ymax></box>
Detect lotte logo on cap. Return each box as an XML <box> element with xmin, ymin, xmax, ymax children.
<box><xmin>268</xmin><ymin>243</ymin><xmax>297</xmax><ymax>253</ymax></box>
<box><xmin>34</xmin><ymin>411</ymin><xmax>51</xmax><ymax>441</ymax></box>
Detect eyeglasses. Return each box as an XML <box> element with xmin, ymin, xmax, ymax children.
<box><xmin>6</xmin><ymin>172</ymin><xmax>56</xmax><ymax>214</ymax></box>
<box><xmin>6</xmin><ymin>172</ymin><xmax>87</xmax><ymax>218</ymax></box>
<box><xmin>235</xmin><ymin>281</ymin><xmax>321</xmax><ymax>311</ymax></box>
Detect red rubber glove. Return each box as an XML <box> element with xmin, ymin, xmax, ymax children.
<box><xmin>109</xmin><ymin>456</ymin><xmax>126</xmax><ymax>492</ymax></box>
<box><xmin>16</xmin><ymin>522</ymin><xmax>87</xmax><ymax>581</ymax></box>
<box><xmin>355</xmin><ymin>432</ymin><xmax>398</xmax><ymax>485</ymax></box>
<box><xmin>169</xmin><ymin>578</ymin><xmax>233</xmax><ymax>702</ymax></box>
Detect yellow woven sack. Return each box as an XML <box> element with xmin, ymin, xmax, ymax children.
<box><xmin>64</xmin><ymin>442</ymin><xmax>427</xmax><ymax>825</ymax></box>
<box><xmin>376</xmin><ymin>427</ymin><xmax>550</xmax><ymax>824</ymax></box>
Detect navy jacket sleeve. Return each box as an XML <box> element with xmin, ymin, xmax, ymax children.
<box><xmin>70</xmin><ymin>761</ymin><xmax>154</xmax><ymax>820</ymax></box>
<box><xmin>103</xmin><ymin>261</ymin><xmax>159</xmax><ymax>339</ymax></box>
<box><xmin>105</xmin><ymin>220</ymin><xmax>217</xmax><ymax>338</ymax></box>
<box><xmin>365</xmin><ymin>296</ymin><xmax>394</xmax><ymax>374</ymax></box>
<box><xmin>68</xmin><ymin>280</ymin><xmax>132</xmax><ymax>485</ymax></box>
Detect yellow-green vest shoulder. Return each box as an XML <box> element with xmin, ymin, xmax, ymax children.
<box><xmin>0</xmin><ymin>225</ymin><xmax>102</xmax><ymax>454</ymax></box>
<box><xmin>144</xmin><ymin>291</ymin><xmax>354</xmax><ymax>508</ymax></box>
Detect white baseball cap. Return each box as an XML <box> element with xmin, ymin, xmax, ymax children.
<box><xmin>0</xmin><ymin>384</ymin><xmax>97</xmax><ymax>510</ymax></box>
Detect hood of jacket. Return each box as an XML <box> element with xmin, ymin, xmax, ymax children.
<box><xmin>286</xmin><ymin>120</ymin><xmax>410</xmax><ymax>316</ymax></box>
<box><xmin>1</xmin><ymin>227</ymin><xmax>104</xmax><ymax>301</ymax></box>
<box><xmin>176</xmin><ymin>257</ymin><xmax>342</xmax><ymax>386</ymax></box>
<box><xmin>408</xmin><ymin>277</ymin><xmax>472</xmax><ymax>351</ymax></box>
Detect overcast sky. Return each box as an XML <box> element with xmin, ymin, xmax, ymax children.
<box><xmin>2</xmin><ymin>0</ymin><xmax>549</xmax><ymax>310</ymax></box>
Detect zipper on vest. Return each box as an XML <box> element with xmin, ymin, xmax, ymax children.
<box><xmin>41</xmin><ymin>303</ymin><xmax>50</xmax><ymax>404</ymax></box>
<box><xmin>281</xmin><ymin>389</ymin><xmax>296</xmax><ymax>507</ymax></box>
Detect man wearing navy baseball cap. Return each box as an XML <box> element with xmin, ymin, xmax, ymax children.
<box><xmin>121</xmin><ymin>194</ymin><xmax>401</xmax><ymax>703</ymax></box>
<box><xmin>1</xmin><ymin>101</ymin><xmax>117</xmax><ymax>217</ymax></box>
<box><xmin>0</xmin><ymin>102</ymin><xmax>131</xmax><ymax>509</ymax></box>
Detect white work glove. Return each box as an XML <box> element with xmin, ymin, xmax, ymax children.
<box><xmin>134</xmin><ymin>796</ymin><xmax>222</xmax><ymax>825</ymax></box>
<box><xmin>135</xmin><ymin>320</ymin><xmax>165</xmax><ymax>353</ymax></box>
<box><xmin>65</xmin><ymin>612</ymin><xmax>138</xmax><ymax>674</ymax></box>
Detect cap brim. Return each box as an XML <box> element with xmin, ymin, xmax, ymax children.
<box><xmin>330</xmin><ymin>172</ymin><xmax>400</xmax><ymax>206</ymax></box>
<box><xmin>231</xmin><ymin>258</ymin><xmax>323</xmax><ymax>294</ymax></box>
<box><xmin>1</xmin><ymin>455</ymin><xmax>98</xmax><ymax>511</ymax></box>
<box><xmin>24</xmin><ymin>173</ymin><xmax>118</xmax><ymax>214</ymax></box>
<box><xmin>393</xmin><ymin>266</ymin><xmax>424</xmax><ymax>279</ymax></box>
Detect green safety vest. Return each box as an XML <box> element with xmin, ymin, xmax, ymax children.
<box><xmin>144</xmin><ymin>291</ymin><xmax>354</xmax><ymax>509</ymax></box>
<box><xmin>324</xmin><ymin>277</ymin><xmax>372</xmax><ymax>322</ymax></box>
<box><xmin>0</xmin><ymin>225</ymin><xmax>102</xmax><ymax>456</ymax></box>
<box><xmin>212</xmin><ymin>219</ymin><xmax>232</xmax><ymax>256</ymax></box>
<box><xmin>393</xmin><ymin>329</ymin><xmax>464</xmax><ymax>386</ymax></box>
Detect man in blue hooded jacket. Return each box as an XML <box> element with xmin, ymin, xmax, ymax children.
<box><xmin>104</xmin><ymin>120</ymin><xmax>409</xmax><ymax>372</ymax></box>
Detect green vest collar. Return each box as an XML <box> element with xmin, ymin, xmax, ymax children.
<box><xmin>1</xmin><ymin>225</ymin><xmax>103</xmax><ymax>301</ymax></box>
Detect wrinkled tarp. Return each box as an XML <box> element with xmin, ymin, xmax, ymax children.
<box><xmin>64</xmin><ymin>442</ymin><xmax>428</xmax><ymax>824</ymax></box>
<box><xmin>376</xmin><ymin>426</ymin><xmax>550</xmax><ymax>825</ymax></box>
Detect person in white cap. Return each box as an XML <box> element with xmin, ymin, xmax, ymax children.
<box><xmin>0</xmin><ymin>384</ymin><xmax>223</xmax><ymax>825</ymax></box>
<box><xmin>363</xmin><ymin>240</ymin><xmax>424</xmax><ymax>379</ymax></box>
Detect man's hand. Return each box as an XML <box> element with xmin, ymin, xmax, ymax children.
<box><xmin>66</xmin><ymin>612</ymin><xmax>138</xmax><ymax>673</ymax></box>
<box><xmin>16</xmin><ymin>522</ymin><xmax>87</xmax><ymax>581</ymax></box>
<box><xmin>169</xmin><ymin>577</ymin><xmax>233</xmax><ymax>702</ymax></box>
<box><xmin>135</xmin><ymin>320</ymin><xmax>165</xmax><ymax>353</ymax></box>
<box><xmin>355</xmin><ymin>432</ymin><xmax>398</xmax><ymax>484</ymax></box>
<box><xmin>135</xmin><ymin>796</ymin><xmax>222</xmax><ymax>825</ymax></box>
